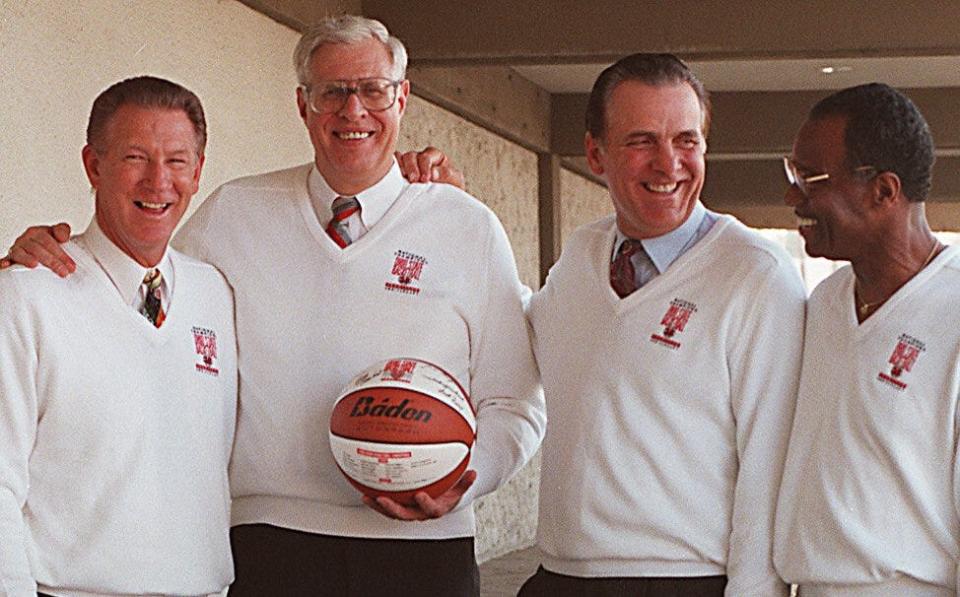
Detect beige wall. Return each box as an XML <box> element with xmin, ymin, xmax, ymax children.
<box><xmin>559</xmin><ymin>167</ymin><xmax>611</xmax><ymax>249</ymax></box>
<box><xmin>400</xmin><ymin>96</ymin><xmax>540</xmax><ymax>289</ymax></box>
<box><xmin>0</xmin><ymin>0</ymin><xmax>311</xmax><ymax>249</ymax></box>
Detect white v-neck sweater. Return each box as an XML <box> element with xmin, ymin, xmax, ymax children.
<box><xmin>527</xmin><ymin>214</ymin><xmax>805</xmax><ymax>596</ymax></box>
<box><xmin>775</xmin><ymin>245</ymin><xmax>960</xmax><ymax>594</ymax></box>
<box><xmin>174</xmin><ymin>163</ymin><xmax>545</xmax><ymax>540</ymax></box>
<box><xmin>0</xmin><ymin>237</ymin><xmax>237</xmax><ymax>596</ymax></box>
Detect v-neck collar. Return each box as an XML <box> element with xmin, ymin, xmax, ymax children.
<box><xmin>296</xmin><ymin>163</ymin><xmax>416</xmax><ymax>260</ymax></box>
<box><xmin>843</xmin><ymin>244</ymin><xmax>959</xmax><ymax>332</ymax></box>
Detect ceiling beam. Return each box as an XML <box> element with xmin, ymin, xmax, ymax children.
<box><xmin>236</xmin><ymin>0</ymin><xmax>359</xmax><ymax>30</ymax></box>
<box><xmin>361</xmin><ymin>1</ymin><xmax>960</xmax><ymax>65</ymax></box>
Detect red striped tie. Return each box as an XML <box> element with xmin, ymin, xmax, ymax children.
<box><xmin>326</xmin><ymin>196</ymin><xmax>360</xmax><ymax>248</ymax></box>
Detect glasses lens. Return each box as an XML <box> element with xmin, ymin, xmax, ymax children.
<box><xmin>309</xmin><ymin>79</ymin><xmax>398</xmax><ymax>113</ymax></box>
<box><xmin>357</xmin><ymin>79</ymin><xmax>397</xmax><ymax>111</ymax></box>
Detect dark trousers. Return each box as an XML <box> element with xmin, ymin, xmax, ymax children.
<box><xmin>518</xmin><ymin>565</ymin><xmax>727</xmax><ymax>597</ymax></box>
<box><xmin>229</xmin><ymin>523</ymin><xmax>480</xmax><ymax>597</ymax></box>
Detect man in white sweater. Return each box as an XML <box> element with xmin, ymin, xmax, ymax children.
<box><xmin>520</xmin><ymin>54</ymin><xmax>805</xmax><ymax>596</ymax></box>
<box><xmin>774</xmin><ymin>84</ymin><xmax>960</xmax><ymax>596</ymax></box>
<box><xmin>1</xmin><ymin>15</ymin><xmax>545</xmax><ymax>597</ymax></box>
<box><xmin>0</xmin><ymin>77</ymin><xmax>237</xmax><ymax>596</ymax></box>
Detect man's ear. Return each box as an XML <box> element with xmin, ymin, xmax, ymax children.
<box><xmin>584</xmin><ymin>132</ymin><xmax>605</xmax><ymax>176</ymax></box>
<box><xmin>296</xmin><ymin>86</ymin><xmax>309</xmax><ymax>121</ymax></box>
<box><xmin>81</xmin><ymin>144</ymin><xmax>101</xmax><ymax>189</ymax></box>
<box><xmin>395</xmin><ymin>79</ymin><xmax>410</xmax><ymax>117</ymax></box>
<box><xmin>874</xmin><ymin>170</ymin><xmax>902</xmax><ymax>207</ymax></box>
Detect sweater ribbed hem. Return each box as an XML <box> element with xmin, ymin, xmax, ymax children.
<box><xmin>231</xmin><ymin>495</ymin><xmax>475</xmax><ymax>540</ymax></box>
<box><xmin>799</xmin><ymin>577</ymin><xmax>953</xmax><ymax>597</ymax></box>
<box><xmin>540</xmin><ymin>553</ymin><xmax>724</xmax><ymax>578</ymax></box>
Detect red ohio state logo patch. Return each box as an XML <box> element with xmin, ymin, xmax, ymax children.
<box><xmin>381</xmin><ymin>359</ymin><xmax>417</xmax><ymax>382</ymax></box>
<box><xmin>878</xmin><ymin>333</ymin><xmax>925</xmax><ymax>390</ymax></box>
<box><xmin>191</xmin><ymin>326</ymin><xmax>219</xmax><ymax>376</ymax></box>
<box><xmin>650</xmin><ymin>298</ymin><xmax>697</xmax><ymax>350</ymax></box>
<box><xmin>385</xmin><ymin>250</ymin><xmax>427</xmax><ymax>295</ymax></box>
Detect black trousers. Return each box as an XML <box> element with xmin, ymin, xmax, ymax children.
<box><xmin>518</xmin><ymin>565</ymin><xmax>727</xmax><ymax>597</ymax></box>
<box><xmin>229</xmin><ymin>523</ymin><xmax>480</xmax><ymax>597</ymax></box>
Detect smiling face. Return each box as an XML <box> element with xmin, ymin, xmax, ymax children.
<box><xmin>786</xmin><ymin>115</ymin><xmax>874</xmax><ymax>260</ymax></box>
<box><xmin>82</xmin><ymin>104</ymin><xmax>203</xmax><ymax>267</ymax></box>
<box><xmin>297</xmin><ymin>36</ymin><xmax>409</xmax><ymax>196</ymax></box>
<box><xmin>585</xmin><ymin>80</ymin><xmax>706</xmax><ymax>239</ymax></box>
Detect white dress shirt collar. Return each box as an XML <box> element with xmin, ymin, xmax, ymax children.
<box><xmin>78</xmin><ymin>217</ymin><xmax>174</xmax><ymax>309</ymax></box>
<box><xmin>308</xmin><ymin>160</ymin><xmax>406</xmax><ymax>229</ymax></box>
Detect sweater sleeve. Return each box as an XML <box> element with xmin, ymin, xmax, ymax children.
<box><xmin>0</xmin><ymin>274</ymin><xmax>41</xmax><ymax>596</ymax></box>
<box><xmin>460</xmin><ymin>213</ymin><xmax>545</xmax><ymax>502</ymax></box>
<box><xmin>724</xmin><ymin>258</ymin><xmax>805</xmax><ymax>597</ymax></box>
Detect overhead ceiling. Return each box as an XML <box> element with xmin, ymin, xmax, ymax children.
<box><xmin>241</xmin><ymin>0</ymin><xmax>960</xmax><ymax>226</ymax></box>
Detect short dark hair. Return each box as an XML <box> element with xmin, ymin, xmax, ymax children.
<box><xmin>87</xmin><ymin>76</ymin><xmax>207</xmax><ymax>155</ymax></box>
<box><xmin>586</xmin><ymin>53</ymin><xmax>711</xmax><ymax>140</ymax></box>
<box><xmin>810</xmin><ymin>83</ymin><xmax>934</xmax><ymax>202</ymax></box>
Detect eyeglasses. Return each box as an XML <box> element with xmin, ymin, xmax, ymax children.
<box><xmin>783</xmin><ymin>157</ymin><xmax>877</xmax><ymax>196</ymax></box>
<box><xmin>301</xmin><ymin>78</ymin><xmax>403</xmax><ymax>114</ymax></box>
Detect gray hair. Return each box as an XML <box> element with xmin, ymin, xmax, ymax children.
<box><xmin>294</xmin><ymin>15</ymin><xmax>409</xmax><ymax>86</ymax></box>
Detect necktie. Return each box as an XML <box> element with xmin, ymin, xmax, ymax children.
<box><xmin>610</xmin><ymin>239</ymin><xmax>657</xmax><ymax>298</ymax></box>
<box><xmin>140</xmin><ymin>269</ymin><xmax>165</xmax><ymax>327</ymax></box>
<box><xmin>326</xmin><ymin>196</ymin><xmax>361</xmax><ymax>248</ymax></box>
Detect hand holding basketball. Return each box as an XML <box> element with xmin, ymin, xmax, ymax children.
<box><xmin>363</xmin><ymin>469</ymin><xmax>477</xmax><ymax>521</ymax></box>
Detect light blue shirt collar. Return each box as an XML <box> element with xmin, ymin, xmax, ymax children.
<box><xmin>614</xmin><ymin>201</ymin><xmax>710</xmax><ymax>274</ymax></box>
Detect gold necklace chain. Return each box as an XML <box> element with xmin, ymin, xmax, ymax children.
<box><xmin>854</xmin><ymin>240</ymin><xmax>942</xmax><ymax>317</ymax></box>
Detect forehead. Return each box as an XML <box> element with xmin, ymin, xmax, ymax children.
<box><xmin>307</xmin><ymin>37</ymin><xmax>393</xmax><ymax>81</ymax></box>
<box><xmin>604</xmin><ymin>80</ymin><xmax>704</xmax><ymax>137</ymax></box>
<box><xmin>102</xmin><ymin>104</ymin><xmax>197</xmax><ymax>148</ymax></box>
<box><xmin>792</xmin><ymin>115</ymin><xmax>848</xmax><ymax>170</ymax></box>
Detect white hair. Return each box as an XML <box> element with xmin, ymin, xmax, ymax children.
<box><xmin>294</xmin><ymin>15</ymin><xmax>409</xmax><ymax>85</ymax></box>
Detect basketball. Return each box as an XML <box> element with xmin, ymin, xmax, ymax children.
<box><xmin>329</xmin><ymin>358</ymin><xmax>476</xmax><ymax>506</ymax></box>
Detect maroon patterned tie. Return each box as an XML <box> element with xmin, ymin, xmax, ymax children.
<box><xmin>326</xmin><ymin>196</ymin><xmax>361</xmax><ymax>248</ymax></box>
<box><xmin>611</xmin><ymin>240</ymin><xmax>641</xmax><ymax>298</ymax></box>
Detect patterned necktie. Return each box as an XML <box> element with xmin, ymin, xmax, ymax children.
<box><xmin>326</xmin><ymin>196</ymin><xmax>361</xmax><ymax>248</ymax></box>
<box><xmin>610</xmin><ymin>239</ymin><xmax>657</xmax><ymax>298</ymax></box>
<box><xmin>140</xmin><ymin>269</ymin><xmax>165</xmax><ymax>328</ymax></box>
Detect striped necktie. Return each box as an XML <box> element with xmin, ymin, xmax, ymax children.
<box><xmin>140</xmin><ymin>269</ymin><xmax>166</xmax><ymax>327</ymax></box>
<box><xmin>326</xmin><ymin>196</ymin><xmax>361</xmax><ymax>248</ymax></box>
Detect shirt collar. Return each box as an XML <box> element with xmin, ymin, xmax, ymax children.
<box><xmin>308</xmin><ymin>160</ymin><xmax>406</xmax><ymax>229</ymax></box>
<box><xmin>78</xmin><ymin>217</ymin><xmax>173</xmax><ymax>308</ymax></box>
<box><xmin>615</xmin><ymin>201</ymin><xmax>707</xmax><ymax>273</ymax></box>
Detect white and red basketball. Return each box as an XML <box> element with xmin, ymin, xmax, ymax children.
<box><xmin>329</xmin><ymin>358</ymin><xmax>476</xmax><ymax>506</ymax></box>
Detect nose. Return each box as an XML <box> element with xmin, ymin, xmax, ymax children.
<box><xmin>652</xmin><ymin>143</ymin><xmax>680</xmax><ymax>173</ymax></box>
<box><xmin>144</xmin><ymin>159</ymin><xmax>173</xmax><ymax>190</ymax></box>
<box><xmin>338</xmin><ymin>91</ymin><xmax>368</xmax><ymax>119</ymax></box>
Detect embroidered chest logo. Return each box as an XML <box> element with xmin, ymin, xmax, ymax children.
<box><xmin>382</xmin><ymin>359</ymin><xmax>417</xmax><ymax>382</ymax></box>
<box><xmin>650</xmin><ymin>298</ymin><xmax>698</xmax><ymax>350</ymax></box>
<box><xmin>191</xmin><ymin>326</ymin><xmax>219</xmax><ymax>376</ymax></box>
<box><xmin>877</xmin><ymin>333</ymin><xmax>925</xmax><ymax>390</ymax></box>
<box><xmin>385</xmin><ymin>250</ymin><xmax>427</xmax><ymax>295</ymax></box>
